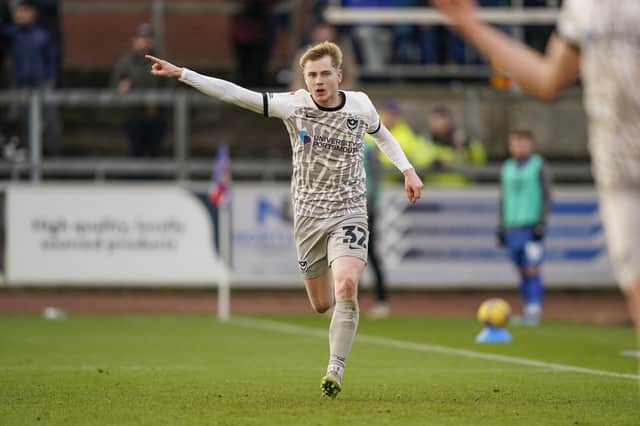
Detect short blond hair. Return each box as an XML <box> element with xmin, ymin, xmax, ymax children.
<box><xmin>299</xmin><ymin>41</ymin><xmax>343</xmax><ymax>70</ymax></box>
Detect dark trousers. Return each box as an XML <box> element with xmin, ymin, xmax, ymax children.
<box><xmin>126</xmin><ymin>116</ymin><xmax>165</xmax><ymax>158</ymax></box>
<box><xmin>233</xmin><ymin>42</ymin><xmax>270</xmax><ymax>88</ymax></box>
<box><xmin>5</xmin><ymin>82</ymin><xmax>63</xmax><ymax>156</ymax></box>
<box><xmin>368</xmin><ymin>211</ymin><xmax>387</xmax><ymax>303</ymax></box>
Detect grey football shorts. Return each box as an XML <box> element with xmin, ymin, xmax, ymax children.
<box><xmin>597</xmin><ymin>186</ymin><xmax>640</xmax><ymax>290</ymax></box>
<box><xmin>293</xmin><ymin>213</ymin><xmax>369</xmax><ymax>279</ymax></box>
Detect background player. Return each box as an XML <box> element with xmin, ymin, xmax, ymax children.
<box><xmin>498</xmin><ymin>129</ymin><xmax>552</xmax><ymax>325</ymax></box>
<box><xmin>435</xmin><ymin>0</ymin><xmax>640</xmax><ymax>349</ymax></box>
<box><xmin>145</xmin><ymin>42</ymin><xmax>423</xmax><ymax>397</ymax></box>
<box><xmin>364</xmin><ymin>138</ymin><xmax>389</xmax><ymax>318</ymax></box>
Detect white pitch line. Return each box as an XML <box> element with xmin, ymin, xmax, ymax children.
<box><xmin>231</xmin><ymin>317</ymin><xmax>640</xmax><ymax>382</ymax></box>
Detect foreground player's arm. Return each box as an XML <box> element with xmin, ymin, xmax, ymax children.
<box><xmin>370</xmin><ymin>123</ymin><xmax>423</xmax><ymax>203</ymax></box>
<box><xmin>146</xmin><ymin>55</ymin><xmax>264</xmax><ymax>114</ymax></box>
<box><xmin>434</xmin><ymin>0</ymin><xmax>580</xmax><ymax>100</ymax></box>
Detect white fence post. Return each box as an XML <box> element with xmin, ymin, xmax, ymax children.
<box><xmin>29</xmin><ymin>91</ymin><xmax>42</xmax><ymax>183</ymax></box>
<box><xmin>217</xmin><ymin>201</ymin><xmax>231</xmax><ymax>321</ymax></box>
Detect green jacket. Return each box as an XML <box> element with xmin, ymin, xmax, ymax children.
<box><xmin>375</xmin><ymin>119</ymin><xmax>433</xmax><ymax>181</ymax></box>
<box><xmin>499</xmin><ymin>154</ymin><xmax>552</xmax><ymax>229</ymax></box>
<box><xmin>422</xmin><ymin>131</ymin><xmax>486</xmax><ymax>186</ymax></box>
<box><xmin>111</xmin><ymin>50</ymin><xmax>170</xmax><ymax>90</ymax></box>
<box><xmin>111</xmin><ymin>50</ymin><xmax>174</xmax><ymax>118</ymax></box>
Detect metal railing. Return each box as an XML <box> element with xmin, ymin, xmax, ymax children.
<box><xmin>323</xmin><ymin>6</ymin><xmax>560</xmax><ymax>26</ymax></box>
<box><xmin>0</xmin><ymin>88</ymin><xmax>303</xmax><ymax>182</ymax></box>
<box><xmin>60</xmin><ymin>2</ymin><xmax>561</xmax><ymax>80</ymax></box>
<box><xmin>0</xmin><ymin>88</ymin><xmax>592</xmax><ymax>183</ymax></box>
<box><xmin>1</xmin><ymin>89</ymin><xmax>188</xmax><ymax>181</ymax></box>
<box><xmin>324</xmin><ymin>4</ymin><xmax>561</xmax><ymax>79</ymax></box>
<box><xmin>0</xmin><ymin>158</ymin><xmax>593</xmax><ymax>183</ymax></box>
<box><xmin>0</xmin><ymin>158</ymin><xmax>295</xmax><ymax>182</ymax></box>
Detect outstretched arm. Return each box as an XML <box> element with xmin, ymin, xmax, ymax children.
<box><xmin>146</xmin><ymin>54</ymin><xmax>264</xmax><ymax>114</ymax></box>
<box><xmin>433</xmin><ymin>0</ymin><xmax>580</xmax><ymax>100</ymax></box>
<box><xmin>370</xmin><ymin>124</ymin><xmax>424</xmax><ymax>204</ymax></box>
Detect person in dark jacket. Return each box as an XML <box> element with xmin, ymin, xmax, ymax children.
<box><xmin>230</xmin><ymin>0</ymin><xmax>275</xmax><ymax>88</ymax></box>
<box><xmin>33</xmin><ymin>0</ymin><xmax>62</xmax><ymax>87</ymax></box>
<box><xmin>364</xmin><ymin>139</ymin><xmax>389</xmax><ymax>318</ymax></box>
<box><xmin>2</xmin><ymin>0</ymin><xmax>61</xmax><ymax>157</ymax></box>
<box><xmin>3</xmin><ymin>0</ymin><xmax>55</xmax><ymax>88</ymax></box>
<box><xmin>112</xmin><ymin>23</ymin><xmax>172</xmax><ymax>157</ymax></box>
<box><xmin>0</xmin><ymin>0</ymin><xmax>13</xmax><ymax>89</ymax></box>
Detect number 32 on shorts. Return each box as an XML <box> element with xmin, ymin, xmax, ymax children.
<box><xmin>342</xmin><ymin>225</ymin><xmax>368</xmax><ymax>250</ymax></box>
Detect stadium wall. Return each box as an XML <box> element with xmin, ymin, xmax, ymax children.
<box><xmin>49</xmin><ymin>87</ymin><xmax>587</xmax><ymax>162</ymax></box>
<box><xmin>0</xmin><ymin>183</ymin><xmax>614</xmax><ymax>289</ymax></box>
<box><xmin>232</xmin><ymin>183</ymin><xmax>613</xmax><ymax>289</ymax></box>
<box><xmin>3</xmin><ymin>185</ymin><xmax>225</xmax><ymax>286</ymax></box>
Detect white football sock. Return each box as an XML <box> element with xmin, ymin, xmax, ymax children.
<box><xmin>327</xmin><ymin>299</ymin><xmax>359</xmax><ymax>379</ymax></box>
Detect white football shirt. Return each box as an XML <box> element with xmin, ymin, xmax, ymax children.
<box><xmin>178</xmin><ymin>69</ymin><xmax>413</xmax><ymax>218</ymax></box>
<box><xmin>558</xmin><ymin>0</ymin><xmax>640</xmax><ymax>187</ymax></box>
<box><xmin>265</xmin><ymin>90</ymin><xmax>385</xmax><ymax>218</ymax></box>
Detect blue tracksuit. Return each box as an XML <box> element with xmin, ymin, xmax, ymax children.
<box><xmin>499</xmin><ymin>154</ymin><xmax>552</xmax><ymax>313</ymax></box>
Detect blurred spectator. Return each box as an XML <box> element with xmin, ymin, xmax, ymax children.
<box><xmin>1</xmin><ymin>0</ymin><xmax>61</xmax><ymax>158</ymax></box>
<box><xmin>420</xmin><ymin>0</ymin><xmax>501</xmax><ymax>64</ymax></box>
<box><xmin>422</xmin><ymin>106</ymin><xmax>486</xmax><ymax>186</ymax></box>
<box><xmin>523</xmin><ymin>0</ymin><xmax>557</xmax><ymax>53</ymax></box>
<box><xmin>0</xmin><ymin>0</ymin><xmax>12</xmax><ymax>154</ymax></box>
<box><xmin>375</xmin><ymin>100</ymin><xmax>432</xmax><ymax>181</ymax></box>
<box><xmin>112</xmin><ymin>23</ymin><xmax>171</xmax><ymax>158</ymax></box>
<box><xmin>0</xmin><ymin>0</ymin><xmax>12</xmax><ymax>89</ymax></box>
<box><xmin>0</xmin><ymin>2</ymin><xmax>9</xmax><ymax>25</ymax></box>
<box><xmin>2</xmin><ymin>1</ymin><xmax>55</xmax><ymax>88</ymax></box>
<box><xmin>0</xmin><ymin>1</ymin><xmax>60</xmax><ymax>87</ymax></box>
<box><xmin>230</xmin><ymin>0</ymin><xmax>275</xmax><ymax>87</ymax></box>
<box><xmin>389</xmin><ymin>0</ymin><xmax>419</xmax><ymax>65</ymax></box>
<box><xmin>33</xmin><ymin>0</ymin><xmax>62</xmax><ymax>87</ymax></box>
<box><xmin>309</xmin><ymin>0</ymin><xmax>331</xmax><ymax>25</ymax></box>
<box><xmin>289</xmin><ymin>20</ymin><xmax>359</xmax><ymax>91</ymax></box>
<box><xmin>343</xmin><ymin>0</ymin><xmax>393</xmax><ymax>69</ymax></box>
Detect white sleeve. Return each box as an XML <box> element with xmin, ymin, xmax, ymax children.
<box><xmin>370</xmin><ymin>123</ymin><xmax>413</xmax><ymax>173</ymax></box>
<box><xmin>179</xmin><ymin>68</ymin><xmax>264</xmax><ymax>115</ymax></box>
<box><xmin>360</xmin><ymin>92</ymin><xmax>382</xmax><ymax>134</ymax></box>
<box><xmin>557</xmin><ymin>0</ymin><xmax>585</xmax><ymax>48</ymax></box>
<box><xmin>264</xmin><ymin>91</ymin><xmax>302</xmax><ymax>120</ymax></box>
<box><xmin>359</xmin><ymin>91</ymin><xmax>411</xmax><ymax>172</ymax></box>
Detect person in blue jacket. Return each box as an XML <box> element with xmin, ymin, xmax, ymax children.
<box><xmin>2</xmin><ymin>0</ymin><xmax>61</xmax><ymax>157</ymax></box>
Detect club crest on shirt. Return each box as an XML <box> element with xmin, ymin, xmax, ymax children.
<box><xmin>345</xmin><ymin>118</ymin><xmax>359</xmax><ymax>131</ymax></box>
<box><xmin>299</xmin><ymin>129</ymin><xmax>312</xmax><ymax>145</ymax></box>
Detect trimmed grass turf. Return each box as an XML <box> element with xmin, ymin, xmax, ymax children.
<box><xmin>0</xmin><ymin>314</ymin><xmax>638</xmax><ymax>425</ymax></box>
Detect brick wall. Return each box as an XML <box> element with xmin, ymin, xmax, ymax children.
<box><xmin>62</xmin><ymin>2</ymin><xmax>291</xmax><ymax>71</ymax></box>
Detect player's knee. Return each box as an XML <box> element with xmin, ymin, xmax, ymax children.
<box><xmin>335</xmin><ymin>275</ymin><xmax>358</xmax><ymax>300</ymax></box>
<box><xmin>311</xmin><ymin>300</ymin><xmax>332</xmax><ymax>314</ymax></box>
<box><xmin>524</xmin><ymin>266</ymin><xmax>539</xmax><ymax>276</ymax></box>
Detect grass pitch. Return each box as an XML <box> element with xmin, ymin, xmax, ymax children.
<box><xmin>1</xmin><ymin>314</ymin><xmax>638</xmax><ymax>425</ymax></box>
